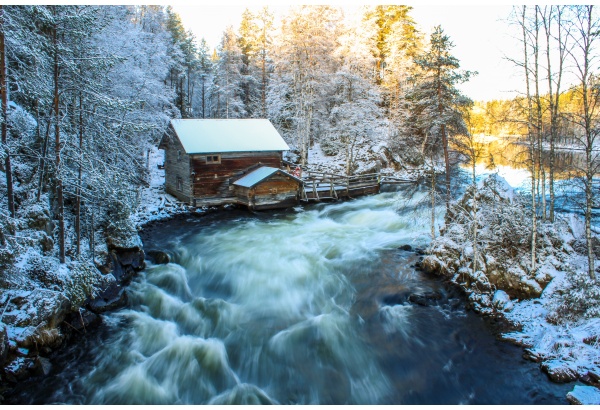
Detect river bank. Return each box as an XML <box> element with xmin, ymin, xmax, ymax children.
<box><xmin>419</xmin><ymin>173</ymin><xmax>600</xmax><ymax>404</ymax></box>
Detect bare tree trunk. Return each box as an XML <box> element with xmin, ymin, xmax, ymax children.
<box><xmin>472</xmin><ymin>154</ymin><xmax>478</xmax><ymax>273</ymax></box>
<box><xmin>261</xmin><ymin>47</ymin><xmax>267</xmax><ymax>118</ymax></box>
<box><xmin>541</xmin><ymin>6</ymin><xmax>566</xmax><ymax>223</ymax></box>
<box><xmin>201</xmin><ymin>76</ymin><xmax>205</xmax><ymax>119</ymax></box>
<box><xmin>521</xmin><ymin>6</ymin><xmax>537</xmax><ymax>273</ymax></box>
<box><xmin>437</xmin><ymin>56</ymin><xmax>451</xmax><ymax>215</ymax></box>
<box><xmin>0</xmin><ymin>6</ymin><xmax>14</xmax><ymax>218</ymax></box>
<box><xmin>37</xmin><ymin>112</ymin><xmax>52</xmax><ymax>202</ymax></box>
<box><xmin>90</xmin><ymin>204</ymin><xmax>95</xmax><ymax>262</ymax></box>
<box><xmin>431</xmin><ymin>162</ymin><xmax>436</xmax><ymax>239</ymax></box>
<box><xmin>75</xmin><ymin>92</ymin><xmax>83</xmax><ymax>257</ymax></box>
<box><xmin>532</xmin><ymin>7</ymin><xmax>546</xmax><ymax>222</ymax></box>
<box><xmin>441</xmin><ymin>123</ymin><xmax>451</xmax><ymax>214</ymax></box>
<box><xmin>187</xmin><ymin>65</ymin><xmax>192</xmax><ymax>117</ymax></box>
<box><xmin>52</xmin><ymin>11</ymin><xmax>65</xmax><ymax>263</ymax></box>
<box><xmin>578</xmin><ymin>6</ymin><xmax>597</xmax><ymax>281</ymax></box>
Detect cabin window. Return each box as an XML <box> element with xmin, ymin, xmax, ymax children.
<box><xmin>206</xmin><ymin>155</ymin><xmax>221</xmax><ymax>164</ymax></box>
<box><xmin>176</xmin><ymin>176</ymin><xmax>183</xmax><ymax>192</ymax></box>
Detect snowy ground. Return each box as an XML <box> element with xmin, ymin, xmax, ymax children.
<box><xmin>499</xmin><ymin>247</ymin><xmax>600</xmax><ymax>404</ymax></box>
<box><xmin>132</xmin><ymin>146</ymin><xmax>201</xmax><ymax>228</ymax></box>
<box><xmin>302</xmin><ymin>142</ymin><xmax>424</xmax><ymax>181</ymax></box>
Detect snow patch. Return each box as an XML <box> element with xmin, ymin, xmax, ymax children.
<box><xmin>567</xmin><ymin>385</ymin><xmax>600</xmax><ymax>405</ymax></box>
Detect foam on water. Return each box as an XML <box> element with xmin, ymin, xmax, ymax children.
<box><xmin>88</xmin><ymin>192</ymin><xmax>432</xmax><ymax>404</ymax></box>
<box><xmin>10</xmin><ymin>190</ymin><xmax>575</xmax><ymax>405</ymax></box>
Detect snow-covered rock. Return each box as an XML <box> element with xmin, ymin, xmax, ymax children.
<box><xmin>540</xmin><ymin>359</ymin><xmax>579</xmax><ymax>383</ymax></box>
<box><xmin>567</xmin><ymin>385</ymin><xmax>600</xmax><ymax>405</ymax></box>
<box><xmin>492</xmin><ymin>290</ymin><xmax>514</xmax><ymax>312</ymax></box>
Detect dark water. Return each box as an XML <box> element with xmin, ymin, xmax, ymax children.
<box><xmin>7</xmin><ymin>193</ymin><xmax>574</xmax><ymax>404</ymax></box>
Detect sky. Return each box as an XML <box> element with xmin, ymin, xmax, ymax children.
<box><xmin>171</xmin><ymin>2</ymin><xmax>524</xmax><ymax>102</ymax></box>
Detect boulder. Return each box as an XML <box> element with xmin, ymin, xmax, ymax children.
<box><xmin>4</xmin><ymin>357</ymin><xmax>36</xmax><ymax>382</ymax></box>
<box><xmin>34</xmin><ymin>356</ymin><xmax>52</xmax><ymax>377</ymax></box>
<box><xmin>87</xmin><ymin>280</ymin><xmax>127</xmax><ymax>314</ymax></box>
<box><xmin>24</xmin><ymin>205</ymin><xmax>51</xmax><ymax>231</ymax></box>
<box><xmin>420</xmin><ymin>255</ymin><xmax>445</xmax><ymax>276</ymax></box>
<box><xmin>145</xmin><ymin>249</ymin><xmax>170</xmax><ymax>265</ymax></box>
<box><xmin>398</xmin><ymin>244</ymin><xmax>412</xmax><ymax>252</ymax></box>
<box><xmin>116</xmin><ymin>249</ymin><xmax>145</xmax><ymax>270</ymax></box>
<box><xmin>541</xmin><ymin>360</ymin><xmax>579</xmax><ymax>383</ymax></box>
<box><xmin>68</xmin><ymin>309</ymin><xmax>101</xmax><ymax>332</ymax></box>
<box><xmin>106</xmin><ymin>230</ymin><xmax>143</xmax><ymax>251</ymax></box>
<box><xmin>522</xmin><ymin>348</ymin><xmax>545</xmax><ymax>363</ymax></box>
<box><xmin>492</xmin><ymin>290</ymin><xmax>514</xmax><ymax>312</ymax></box>
<box><xmin>408</xmin><ymin>291</ymin><xmax>443</xmax><ymax>306</ymax></box>
<box><xmin>382</xmin><ymin>292</ymin><xmax>409</xmax><ymax>306</ymax></box>
<box><xmin>487</xmin><ymin>267</ymin><xmax>543</xmax><ymax>300</ymax></box>
<box><xmin>589</xmin><ymin>369</ymin><xmax>600</xmax><ymax>383</ymax></box>
<box><xmin>1</xmin><ymin>290</ymin><xmax>71</xmax><ymax>329</ymax></box>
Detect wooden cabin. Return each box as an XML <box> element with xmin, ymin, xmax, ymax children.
<box><xmin>233</xmin><ymin>166</ymin><xmax>302</xmax><ymax>210</ymax></box>
<box><xmin>159</xmin><ymin>119</ymin><xmax>292</xmax><ymax>208</ymax></box>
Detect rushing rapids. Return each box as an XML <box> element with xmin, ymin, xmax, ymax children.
<box><xmin>8</xmin><ymin>190</ymin><xmax>574</xmax><ymax>404</ymax></box>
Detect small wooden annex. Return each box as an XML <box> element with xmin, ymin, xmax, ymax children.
<box><xmin>159</xmin><ymin>119</ymin><xmax>294</xmax><ymax>209</ymax></box>
<box><xmin>233</xmin><ymin>166</ymin><xmax>302</xmax><ymax>210</ymax></box>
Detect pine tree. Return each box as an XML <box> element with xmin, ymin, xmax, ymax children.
<box><xmin>196</xmin><ymin>38</ymin><xmax>213</xmax><ymax>119</ymax></box>
<box><xmin>406</xmin><ymin>26</ymin><xmax>474</xmax><ymax>215</ymax></box>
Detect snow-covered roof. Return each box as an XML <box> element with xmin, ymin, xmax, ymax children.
<box><xmin>171</xmin><ymin>119</ymin><xmax>289</xmax><ymax>154</ymax></box>
<box><xmin>233</xmin><ymin>166</ymin><xmax>301</xmax><ymax>188</ymax></box>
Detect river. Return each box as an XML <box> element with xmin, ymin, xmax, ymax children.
<box><xmin>7</xmin><ymin>189</ymin><xmax>574</xmax><ymax>404</ymax></box>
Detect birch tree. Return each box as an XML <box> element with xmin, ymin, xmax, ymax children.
<box><xmin>566</xmin><ymin>5</ymin><xmax>600</xmax><ymax>281</ymax></box>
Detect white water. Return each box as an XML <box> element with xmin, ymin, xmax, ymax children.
<box><xmin>91</xmin><ymin>193</ymin><xmax>434</xmax><ymax>404</ymax></box>
<box><xmin>12</xmin><ymin>190</ymin><xmax>573</xmax><ymax>404</ymax></box>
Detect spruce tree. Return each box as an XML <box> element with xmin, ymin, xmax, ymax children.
<box><xmin>406</xmin><ymin>25</ymin><xmax>474</xmax><ymax>215</ymax></box>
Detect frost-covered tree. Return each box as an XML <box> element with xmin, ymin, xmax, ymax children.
<box><xmin>0</xmin><ymin>6</ymin><xmax>14</xmax><ymax>218</ymax></box>
<box><xmin>363</xmin><ymin>5</ymin><xmax>421</xmax><ymax>118</ymax></box>
<box><xmin>0</xmin><ymin>5</ymin><xmax>174</xmax><ymax>266</ymax></box>
<box><xmin>213</xmin><ymin>26</ymin><xmax>245</xmax><ymax>119</ymax></box>
<box><xmin>405</xmin><ymin>26</ymin><xmax>474</xmax><ymax>214</ymax></box>
<box><xmin>237</xmin><ymin>7</ymin><xmax>274</xmax><ymax>118</ymax></box>
<box><xmin>564</xmin><ymin>5</ymin><xmax>600</xmax><ymax>281</ymax></box>
<box><xmin>195</xmin><ymin>38</ymin><xmax>214</xmax><ymax>119</ymax></box>
<box><xmin>270</xmin><ymin>6</ymin><xmax>342</xmax><ymax>164</ymax></box>
<box><xmin>328</xmin><ymin>17</ymin><xmax>385</xmax><ymax>174</ymax></box>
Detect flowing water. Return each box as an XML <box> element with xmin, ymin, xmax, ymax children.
<box><xmin>9</xmin><ymin>190</ymin><xmax>574</xmax><ymax>404</ymax></box>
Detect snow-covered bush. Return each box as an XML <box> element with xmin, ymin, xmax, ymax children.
<box><xmin>104</xmin><ymin>199</ymin><xmax>138</xmax><ymax>248</ymax></box>
<box><xmin>64</xmin><ymin>261</ymin><xmax>102</xmax><ymax>309</ymax></box>
<box><xmin>547</xmin><ymin>268</ymin><xmax>600</xmax><ymax>324</ymax></box>
<box><xmin>0</xmin><ymin>211</ymin><xmax>17</xmax><ymax>272</ymax></box>
<box><xmin>423</xmin><ymin>174</ymin><xmax>573</xmax><ymax>311</ymax></box>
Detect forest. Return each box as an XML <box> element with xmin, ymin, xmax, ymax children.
<box><xmin>0</xmin><ymin>4</ymin><xmax>599</xmax><ymax>405</ymax></box>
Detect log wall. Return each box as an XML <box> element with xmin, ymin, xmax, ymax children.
<box><xmin>235</xmin><ymin>173</ymin><xmax>300</xmax><ymax>210</ymax></box>
<box><xmin>163</xmin><ymin>133</ymin><xmax>192</xmax><ymax>204</ymax></box>
<box><xmin>191</xmin><ymin>151</ymin><xmax>282</xmax><ymax>200</ymax></box>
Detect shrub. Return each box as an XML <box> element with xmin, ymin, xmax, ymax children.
<box><xmin>547</xmin><ymin>269</ymin><xmax>600</xmax><ymax>324</ymax></box>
